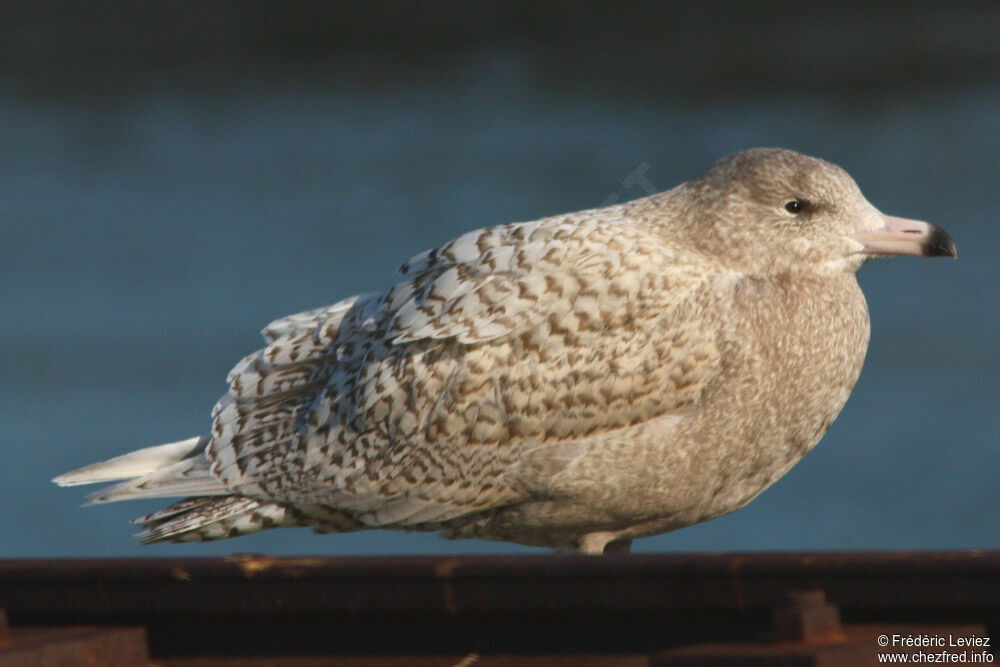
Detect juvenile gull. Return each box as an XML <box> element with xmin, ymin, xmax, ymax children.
<box><xmin>54</xmin><ymin>148</ymin><xmax>956</xmax><ymax>554</ymax></box>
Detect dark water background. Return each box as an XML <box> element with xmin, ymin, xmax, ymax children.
<box><xmin>2</xmin><ymin>3</ymin><xmax>998</xmax><ymax>556</ymax></box>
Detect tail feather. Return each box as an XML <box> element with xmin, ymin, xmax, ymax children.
<box><xmin>55</xmin><ymin>436</ymin><xmax>364</xmax><ymax>544</ymax></box>
<box><xmin>135</xmin><ymin>496</ymin><xmax>299</xmax><ymax>544</ymax></box>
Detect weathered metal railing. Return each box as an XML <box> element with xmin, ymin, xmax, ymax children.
<box><xmin>1</xmin><ymin>552</ymin><xmax>997</xmax><ymax>664</ymax></box>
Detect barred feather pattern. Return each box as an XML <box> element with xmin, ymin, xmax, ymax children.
<box><xmin>134</xmin><ymin>496</ymin><xmax>363</xmax><ymax>544</ymax></box>
<box><xmin>202</xmin><ymin>209</ymin><xmax>719</xmax><ymax>536</ymax></box>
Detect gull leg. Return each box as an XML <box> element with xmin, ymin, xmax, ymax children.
<box><xmin>576</xmin><ymin>532</ymin><xmax>632</xmax><ymax>554</ymax></box>
<box><xmin>603</xmin><ymin>538</ymin><xmax>632</xmax><ymax>554</ymax></box>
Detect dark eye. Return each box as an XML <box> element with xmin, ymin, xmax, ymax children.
<box><xmin>784</xmin><ymin>199</ymin><xmax>807</xmax><ymax>214</ymax></box>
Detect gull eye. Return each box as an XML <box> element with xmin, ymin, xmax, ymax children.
<box><xmin>784</xmin><ymin>199</ymin><xmax>809</xmax><ymax>214</ymax></box>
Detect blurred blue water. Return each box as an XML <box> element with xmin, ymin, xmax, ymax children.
<box><xmin>2</xmin><ymin>62</ymin><xmax>997</xmax><ymax>557</ymax></box>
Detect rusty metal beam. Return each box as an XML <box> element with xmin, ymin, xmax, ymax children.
<box><xmin>0</xmin><ymin>607</ymin><xmax>149</xmax><ymax>666</ymax></box>
<box><xmin>0</xmin><ymin>552</ymin><xmax>997</xmax><ymax>659</ymax></box>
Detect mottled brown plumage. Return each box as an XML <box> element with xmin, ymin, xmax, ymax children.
<box><xmin>54</xmin><ymin>148</ymin><xmax>956</xmax><ymax>553</ymax></box>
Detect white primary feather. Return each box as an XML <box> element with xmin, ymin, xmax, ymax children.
<box><xmin>53</xmin><ymin>436</ymin><xmax>207</xmax><ymax>486</ymax></box>
<box><xmin>82</xmin><ymin>453</ymin><xmax>229</xmax><ymax>505</ymax></box>
<box><xmin>53</xmin><ymin>436</ymin><xmax>230</xmax><ymax>505</ymax></box>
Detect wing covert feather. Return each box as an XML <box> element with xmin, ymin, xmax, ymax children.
<box><xmin>207</xmin><ymin>211</ymin><xmax>727</xmax><ymax>527</ymax></box>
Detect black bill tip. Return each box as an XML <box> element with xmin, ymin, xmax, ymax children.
<box><xmin>924</xmin><ymin>226</ymin><xmax>958</xmax><ymax>258</ymax></box>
